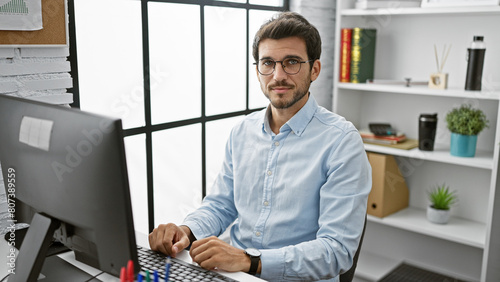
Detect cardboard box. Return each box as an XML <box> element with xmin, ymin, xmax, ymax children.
<box><xmin>367</xmin><ymin>152</ymin><xmax>409</xmax><ymax>217</ymax></box>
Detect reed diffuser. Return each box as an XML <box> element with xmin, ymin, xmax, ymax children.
<box><xmin>429</xmin><ymin>44</ymin><xmax>451</xmax><ymax>89</ymax></box>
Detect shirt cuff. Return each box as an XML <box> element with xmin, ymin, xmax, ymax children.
<box><xmin>259</xmin><ymin>249</ymin><xmax>285</xmax><ymax>280</ymax></box>
<box><xmin>181</xmin><ymin>220</ymin><xmax>207</xmax><ymax>243</ymax></box>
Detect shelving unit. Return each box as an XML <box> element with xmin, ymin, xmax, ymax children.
<box><xmin>368</xmin><ymin>207</ymin><xmax>486</xmax><ymax>248</ymax></box>
<box><xmin>338</xmin><ymin>82</ymin><xmax>500</xmax><ymax>100</ymax></box>
<box><xmin>333</xmin><ymin>2</ymin><xmax>500</xmax><ymax>281</ymax></box>
<box><xmin>341</xmin><ymin>5</ymin><xmax>500</xmax><ymax>16</ymax></box>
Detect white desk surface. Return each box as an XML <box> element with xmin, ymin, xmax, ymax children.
<box><xmin>0</xmin><ymin>231</ymin><xmax>264</xmax><ymax>282</ymax></box>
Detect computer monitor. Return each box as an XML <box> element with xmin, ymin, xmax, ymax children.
<box><xmin>0</xmin><ymin>94</ymin><xmax>139</xmax><ymax>281</ymax></box>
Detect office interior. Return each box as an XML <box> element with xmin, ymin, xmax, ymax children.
<box><xmin>0</xmin><ymin>0</ymin><xmax>499</xmax><ymax>281</ymax></box>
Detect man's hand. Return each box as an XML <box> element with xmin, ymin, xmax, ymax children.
<box><xmin>190</xmin><ymin>236</ymin><xmax>258</xmax><ymax>273</ymax></box>
<box><xmin>148</xmin><ymin>223</ymin><xmax>193</xmax><ymax>257</ymax></box>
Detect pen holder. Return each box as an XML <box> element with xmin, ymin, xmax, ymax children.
<box><xmin>428</xmin><ymin>72</ymin><xmax>448</xmax><ymax>89</ymax></box>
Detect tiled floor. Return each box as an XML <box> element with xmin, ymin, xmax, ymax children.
<box><xmin>353</xmin><ymin>263</ymin><xmax>469</xmax><ymax>282</ymax></box>
<box><xmin>353</xmin><ymin>276</ymin><xmax>372</xmax><ymax>282</ymax></box>
<box><xmin>378</xmin><ymin>264</ymin><xmax>467</xmax><ymax>282</ymax></box>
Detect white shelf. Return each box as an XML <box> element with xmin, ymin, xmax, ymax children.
<box><xmin>338</xmin><ymin>83</ymin><xmax>500</xmax><ymax>100</ymax></box>
<box><xmin>368</xmin><ymin>207</ymin><xmax>486</xmax><ymax>249</ymax></box>
<box><xmin>341</xmin><ymin>5</ymin><xmax>500</xmax><ymax>16</ymax></box>
<box><xmin>356</xmin><ymin>251</ymin><xmax>401</xmax><ymax>281</ymax></box>
<box><xmin>364</xmin><ymin>143</ymin><xmax>494</xmax><ymax>170</ymax></box>
<box><xmin>335</xmin><ymin>1</ymin><xmax>500</xmax><ymax>280</ymax></box>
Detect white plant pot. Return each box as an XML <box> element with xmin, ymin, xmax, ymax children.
<box><xmin>427</xmin><ymin>205</ymin><xmax>450</xmax><ymax>224</ymax></box>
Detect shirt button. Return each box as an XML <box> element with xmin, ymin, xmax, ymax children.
<box><xmin>267</xmin><ymin>170</ymin><xmax>272</xmax><ymax>176</ymax></box>
<box><xmin>255</xmin><ymin>231</ymin><xmax>261</xmax><ymax>237</ymax></box>
<box><xmin>264</xmin><ymin>201</ymin><xmax>269</xmax><ymax>206</ymax></box>
<box><xmin>274</xmin><ymin>141</ymin><xmax>280</xmax><ymax>146</ymax></box>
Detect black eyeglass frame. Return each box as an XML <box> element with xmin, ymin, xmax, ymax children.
<box><xmin>253</xmin><ymin>59</ymin><xmax>314</xmax><ymax>76</ymax></box>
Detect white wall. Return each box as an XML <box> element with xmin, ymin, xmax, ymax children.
<box><xmin>290</xmin><ymin>0</ymin><xmax>336</xmax><ymax>110</ymax></box>
<box><xmin>0</xmin><ymin>47</ymin><xmax>72</xmax><ymax>104</ymax></box>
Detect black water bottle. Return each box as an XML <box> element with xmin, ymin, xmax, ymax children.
<box><xmin>419</xmin><ymin>113</ymin><xmax>438</xmax><ymax>151</ymax></box>
<box><xmin>465</xmin><ymin>36</ymin><xmax>486</xmax><ymax>91</ymax></box>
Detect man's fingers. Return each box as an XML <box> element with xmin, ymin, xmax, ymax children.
<box><xmin>148</xmin><ymin>226</ymin><xmax>163</xmax><ymax>251</ymax></box>
<box><xmin>198</xmin><ymin>257</ymin><xmax>218</xmax><ymax>271</ymax></box>
<box><xmin>149</xmin><ymin>223</ymin><xmax>179</xmax><ymax>256</ymax></box>
<box><xmin>189</xmin><ymin>236</ymin><xmax>215</xmax><ymax>259</ymax></box>
<box><xmin>192</xmin><ymin>248</ymin><xmax>217</xmax><ymax>270</ymax></box>
<box><xmin>189</xmin><ymin>237</ymin><xmax>251</xmax><ymax>272</ymax></box>
<box><xmin>190</xmin><ymin>237</ymin><xmax>226</xmax><ymax>269</ymax></box>
<box><xmin>171</xmin><ymin>236</ymin><xmax>190</xmax><ymax>257</ymax></box>
<box><xmin>152</xmin><ymin>225</ymin><xmax>169</xmax><ymax>254</ymax></box>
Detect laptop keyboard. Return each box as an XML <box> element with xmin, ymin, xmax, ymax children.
<box><xmin>137</xmin><ymin>245</ymin><xmax>238</xmax><ymax>282</ymax></box>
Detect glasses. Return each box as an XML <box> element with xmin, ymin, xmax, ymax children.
<box><xmin>254</xmin><ymin>58</ymin><xmax>313</xmax><ymax>76</ymax></box>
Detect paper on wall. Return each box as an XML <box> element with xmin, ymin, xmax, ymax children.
<box><xmin>0</xmin><ymin>0</ymin><xmax>43</xmax><ymax>31</ymax></box>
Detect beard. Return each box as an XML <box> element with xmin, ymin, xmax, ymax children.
<box><xmin>263</xmin><ymin>80</ymin><xmax>311</xmax><ymax>109</ymax></box>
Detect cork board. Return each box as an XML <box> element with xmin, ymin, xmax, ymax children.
<box><xmin>0</xmin><ymin>0</ymin><xmax>67</xmax><ymax>47</ymax></box>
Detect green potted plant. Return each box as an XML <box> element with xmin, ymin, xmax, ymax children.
<box><xmin>427</xmin><ymin>184</ymin><xmax>457</xmax><ymax>224</ymax></box>
<box><xmin>446</xmin><ymin>104</ymin><xmax>488</xmax><ymax>157</ymax></box>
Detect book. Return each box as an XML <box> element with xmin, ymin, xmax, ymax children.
<box><xmin>339</xmin><ymin>28</ymin><xmax>352</xmax><ymax>82</ymax></box>
<box><xmin>360</xmin><ymin>130</ymin><xmax>407</xmax><ymax>145</ymax></box>
<box><xmin>362</xmin><ymin>136</ymin><xmax>406</xmax><ymax>145</ymax></box>
<box><xmin>355</xmin><ymin>0</ymin><xmax>421</xmax><ymax>9</ymax></box>
<box><xmin>360</xmin><ymin>130</ymin><xmax>406</xmax><ymax>139</ymax></box>
<box><xmin>350</xmin><ymin>28</ymin><xmax>377</xmax><ymax>83</ymax></box>
<box><xmin>366</xmin><ymin>138</ymin><xmax>419</xmax><ymax>150</ymax></box>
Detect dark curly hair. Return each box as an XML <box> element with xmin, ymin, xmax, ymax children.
<box><xmin>252</xmin><ymin>11</ymin><xmax>322</xmax><ymax>69</ymax></box>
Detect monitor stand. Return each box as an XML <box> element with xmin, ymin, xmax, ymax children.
<box><xmin>9</xmin><ymin>213</ymin><xmax>59</xmax><ymax>282</ymax></box>
<box><xmin>6</xmin><ymin>213</ymin><xmax>101</xmax><ymax>281</ymax></box>
<box><xmin>39</xmin><ymin>255</ymin><xmax>101</xmax><ymax>282</ymax></box>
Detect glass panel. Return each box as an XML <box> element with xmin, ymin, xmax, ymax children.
<box><xmin>148</xmin><ymin>3</ymin><xmax>202</xmax><ymax>124</ymax></box>
<box><xmin>214</xmin><ymin>0</ymin><xmax>283</xmax><ymax>5</ymax></box>
<box><xmin>75</xmin><ymin>0</ymin><xmax>144</xmax><ymax>129</ymax></box>
<box><xmin>153</xmin><ymin>125</ymin><xmax>202</xmax><ymax>226</ymax></box>
<box><xmin>214</xmin><ymin>0</ymin><xmax>246</xmax><ymax>3</ymax></box>
<box><xmin>250</xmin><ymin>0</ymin><xmax>283</xmax><ymax>7</ymax></box>
<box><xmin>124</xmin><ymin>134</ymin><xmax>148</xmax><ymax>234</ymax></box>
<box><xmin>248</xmin><ymin>10</ymin><xmax>278</xmax><ymax>109</ymax></box>
<box><xmin>205</xmin><ymin>6</ymin><xmax>247</xmax><ymax>116</ymax></box>
<box><xmin>205</xmin><ymin>116</ymin><xmax>245</xmax><ymax>194</ymax></box>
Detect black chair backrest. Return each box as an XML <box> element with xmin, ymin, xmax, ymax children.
<box><xmin>339</xmin><ymin>216</ymin><xmax>367</xmax><ymax>282</ymax></box>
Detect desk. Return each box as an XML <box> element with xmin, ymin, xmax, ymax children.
<box><xmin>0</xmin><ymin>231</ymin><xmax>264</xmax><ymax>282</ymax></box>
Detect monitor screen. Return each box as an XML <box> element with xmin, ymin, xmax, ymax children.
<box><xmin>0</xmin><ymin>95</ymin><xmax>139</xmax><ymax>281</ymax></box>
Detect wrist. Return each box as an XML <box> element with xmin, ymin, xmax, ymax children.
<box><xmin>244</xmin><ymin>248</ymin><xmax>261</xmax><ymax>275</ymax></box>
<box><xmin>179</xmin><ymin>225</ymin><xmax>196</xmax><ymax>248</ymax></box>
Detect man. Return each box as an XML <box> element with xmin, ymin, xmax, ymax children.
<box><xmin>149</xmin><ymin>12</ymin><xmax>371</xmax><ymax>281</ymax></box>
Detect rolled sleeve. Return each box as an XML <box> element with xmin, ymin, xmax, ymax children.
<box><xmin>260</xmin><ymin>249</ymin><xmax>286</xmax><ymax>280</ymax></box>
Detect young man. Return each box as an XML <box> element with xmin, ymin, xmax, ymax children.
<box><xmin>149</xmin><ymin>12</ymin><xmax>371</xmax><ymax>281</ymax></box>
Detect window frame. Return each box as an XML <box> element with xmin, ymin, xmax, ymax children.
<box><xmin>68</xmin><ymin>0</ymin><xmax>289</xmax><ymax>232</ymax></box>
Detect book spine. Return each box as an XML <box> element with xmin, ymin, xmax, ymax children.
<box><xmin>362</xmin><ymin>138</ymin><xmax>398</xmax><ymax>145</ymax></box>
<box><xmin>339</xmin><ymin>28</ymin><xmax>352</xmax><ymax>83</ymax></box>
<box><xmin>361</xmin><ymin>135</ymin><xmax>406</xmax><ymax>142</ymax></box>
<box><xmin>350</xmin><ymin>28</ymin><xmax>377</xmax><ymax>83</ymax></box>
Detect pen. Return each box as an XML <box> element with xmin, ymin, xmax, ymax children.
<box><xmin>137</xmin><ymin>274</ymin><xmax>143</xmax><ymax>282</ymax></box>
<box><xmin>165</xmin><ymin>257</ymin><xmax>172</xmax><ymax>282</ymax></box>
<box><xmin>127</xmin><ymin>260</ymin><xmax>134</xmax><ymax>282</ymax></box>
<box><xmin>145</xmin><ymin>270</ymin><xmax>151</xmax><ymax>282</ymax></box>
<box><xmin>154</xmin><ymin>270</ymin><xmax>159</xmax><ymax>282</ymax></box>
<box><xmin>120</xmin><ymin>266</ymin><xmax>126</xmax><ymax>282</ymax></box>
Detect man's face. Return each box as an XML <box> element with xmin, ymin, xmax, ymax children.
<box><xmin>256</xmin><ymin>36</ymin><xmax>320</xmax><ymax>110</ymax></box>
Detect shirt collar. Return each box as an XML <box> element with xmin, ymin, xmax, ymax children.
<box><xmin>262</xmin><ymin>94</ymin><xmax>318</xmax><ymax>137</ymax></box>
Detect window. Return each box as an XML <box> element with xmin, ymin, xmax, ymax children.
<box><xmin>69</xmin><ymin>0</ymin><xmax>288</xmax><ymax>233</ymax></box>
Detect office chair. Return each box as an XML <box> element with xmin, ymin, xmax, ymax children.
<box><xmin>339</xmin><ymin>215</ymin><xmax>367</xmax><ymax>282</ymax></box>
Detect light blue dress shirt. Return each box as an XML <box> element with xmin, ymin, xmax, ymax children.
<box><xmin>183</xmin><ymin>95</ymin><xmax>371</xmax><ymax>282</ymax></box>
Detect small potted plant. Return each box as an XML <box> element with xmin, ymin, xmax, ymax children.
<box><xmin>446</xmin><ymin>104</ymin><xmax>488</xmax><ymax>157</ymax></box>
<box><xmin>427</xmin><ymin>184</ymin><xmax>457</xmax><ymax>224</ymax></box>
